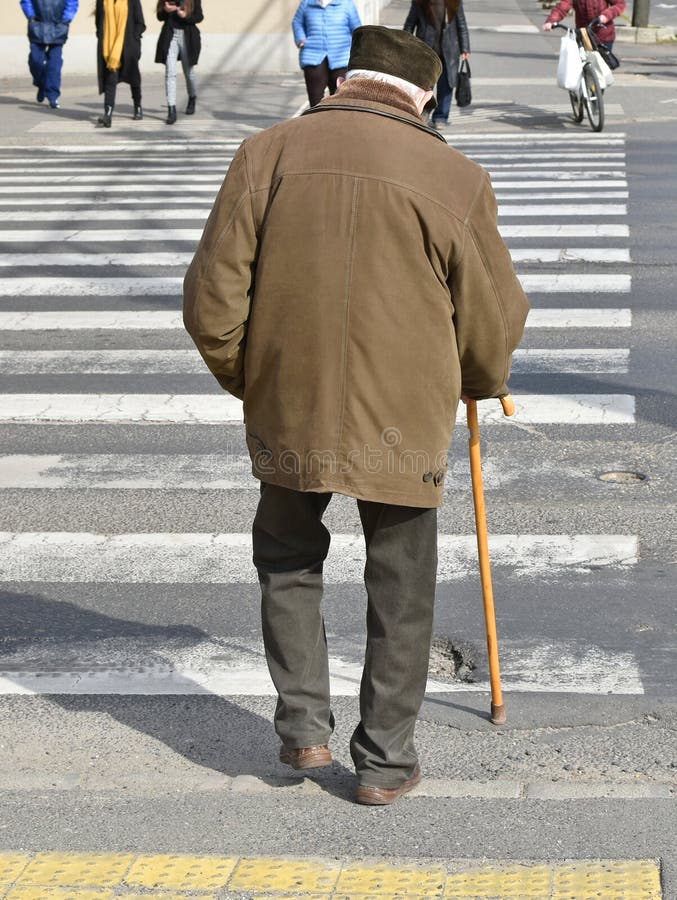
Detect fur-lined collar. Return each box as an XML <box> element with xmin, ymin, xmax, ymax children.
<box><xmin>325</xmin><ymin>79</ymin><xmax>422</xmax><ymax>120</ymax></box>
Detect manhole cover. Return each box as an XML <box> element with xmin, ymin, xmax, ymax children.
<box><xmin>429</xmin><ymin>637</ymin><xmax>477</xmax><ymax>682</ymax></box>
<box><xmin>597</xmin><ymin>471</ymin><xmax>648</xmax><ymax>484</ymax></box>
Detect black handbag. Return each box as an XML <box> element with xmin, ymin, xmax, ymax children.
<box><xmin>596</xmin><ymin>42</ymin><xmax>620</xmax><ymax>70</ymax></box>
<box><xmin>456</xmin><ymin>58</ymin><xmax>472</xmax><ymax>107</ymax></box>
<box><xmin>588</xmin><ymin>26</ymin><xmax>620</xmax><ymax>69</ymax></box>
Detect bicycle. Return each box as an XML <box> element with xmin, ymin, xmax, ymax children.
<box><xmin>552</xmin><ymin>20</ymin><xmax>606</xmax><ymax>133</ymax></box>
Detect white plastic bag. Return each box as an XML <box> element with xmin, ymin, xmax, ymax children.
<box><xmin>557</xmin><ymin>29</ymin><xmax>583</xmax><ymax>91</ymax></box>
<box><xmin>587</xmin><ymin>49</ymin><xmax>614</xmax><ymax>88</ymax></box>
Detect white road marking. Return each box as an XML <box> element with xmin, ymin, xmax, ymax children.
<box><xmin>511</xmin><ymin>348</ymin><xmax>629</xmax><ymax>373</ymax></box>
<box><xmin>510</xmin><ymin>248</ymin><xmax>630</xmax><ymax>263</ymax></box>
<box><xmin>0</xmin><ymin>230</ymin><xmax>202</xmax><ymax>243</ymax></box>
<box><xmin>0</xmin><ymin>185</ymin><xmax>218</xmax><ymax>196</ymax></box>
<box><xmin>518</xmin><ymin>274</ymin><xmax>631</xmax><ymax>293</ymax></box>
<box><xmin>496</xmin><ymin>191</ymin><xmax>629</xmax><ymax>200</ymax></box>
<box><xmin>501</xmin><ymin>224</ymin><xmax>629</xmax><ymax>237</ymax></box>
<box><xmin>0</xmin><ymin>643</ymin><xmax>643</xmax><ymax>696</ymax></box>
<box><xmin>1</xmin><ymin>209</ymin><xmax>209</xmax><ymax>222</ymax></box>
<box><xmin>0</xmin><ymin>253</ymin><xmax>194</xmax><ymax>268</ymax></box>
<box><xmin>526</xmin><ymin>309</ymin><xmax>631</xmax><ymax>328</ymax></box>
<box><xmin>0</xmin><ymin>274</ymin><xmax>629</xmax><ymax>296</ymax></box>
<box><xmin>499</xmin><ymin>204</ymin><xmax>627</xmax><ymax>217</ymax></box>
<box><xmin>490</xmin><ymin>180</ymin><xmax>627</xmax><ymax>188</ymax></box>
<box><xmin>0</xmin><ymin>308</ymin><xmax>632</xmax><ymax>331</ymax></box>
<box><xmin>0</xmin><ymin>532</ymin><xmax>639</xmax><ymax>583</ymax></box>
<box><xmin>0</xmin><ymin>173</ymin><xmax>225</xmax><ymax>184</ymax></box>
<box><xmin>0</xmin><ymin>348</ymin><xmax>629</xmax><ymax>376</ymax></box>
<box><xmin>0</xmin><ymin>277</ymin><xmax>182</xmax><ymax>296</ymax></box>
<box><xmin>0</xmin><ymin>394</ymin><xmax>635</xmax><ymax>424</ymax></box>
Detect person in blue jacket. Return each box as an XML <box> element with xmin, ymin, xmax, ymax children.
<box><xmin>19</xmin><ymin>0</ymin><xmax>79</xmax><ymax>109</ymax></box>
<box><xmin>292</xmin><ymin>0</ymin><xmax>361</xmax><ymax>108</ymax></box>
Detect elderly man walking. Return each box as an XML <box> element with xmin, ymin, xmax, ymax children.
<box><xmin>184</xmin><ymin>26</ymin><xmax>529</xmax><ymax>805</ymax></box>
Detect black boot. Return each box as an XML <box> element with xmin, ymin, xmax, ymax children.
<box><xmin>133</xmin><ymin>104</ymin><xmax>143</xmax><ymax>120</ymax></box>
<box><xmin>166</xmin><ymin>105</ymin><xmax>177</xmax><ymax>125</ymax></box>
<box><xmin>97</xmin><ymin>105</ymin><xmax>113</xmax><ymax>128</ymax></box>
<box><xmin>185</xmin><ymin>95</ymin><xmax>196</xmax><ymax>115</ymax></box>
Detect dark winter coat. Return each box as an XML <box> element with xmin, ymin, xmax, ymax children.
<box><xmin>20</xmin><ymin>0</ymin><xmax>78</xmax><ymax>46</ymax></box>
<box><xmin>404</xmin><ymin>0</ymin><xmax>470</xmax><ymax>90</ymax></box>
<box><xmin>184</xmin><ymin>79</ymin><xmax>529</xmax><ymax>508</ymax></box>
<box><xmin>545</xmin><ymin>0</ymin><xmax>626</xmax><ymax>45</ymax></box>
<box><xmin>95</xmin><ymin>0</ymin><xmax>146</xmax><ymax>93</ymax></box>
<box><xmin>155</xmin><ymin>0</ymin><xmax>204</xmax><ymax>68</ymax></box>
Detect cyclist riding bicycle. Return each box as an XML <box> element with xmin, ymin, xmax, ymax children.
<box><xmin>542</xmin><ymin>0</ymin><xmax>626</xmax><ymax>51</ymax></box>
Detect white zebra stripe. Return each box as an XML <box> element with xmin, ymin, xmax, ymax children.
<box><xmin>511</xmin><ymin>349</ymin><xmax>629</xmax><ymax>373</ymax></box>
<box><xmin>0</xmin><ymin>277</ymin><xmax>182</xmax><ymax>296</ymax></box>
<box><xmin>0</xmin><ymin>230</ymin><xmax>202</xmax><ymax>243</ymax></box>
<box><xmin>2</xmin><ymin>206</ymin><xmax>627</xmax><ymax>223</ymax></box>
<box><xmin>499</xmin><ymin>205</ymin><xmax>627</xmax><ymax>217</ymax></box>
<box><xmin>0</xmin><ymin>644</ymin><xmax>644</xmax><ymax>696</ymax></box>
<box><xmin>500</xmin><ymin>225</ymin><xmax>629</xmax><ymax>237</ymax></box>
<box><xmin>488</xmin><ymin>180</ymin><xmax>627</xmax><ymax>189</ymax></box>
<box><xmin>0</xmin><ymin>348</ymin><xmax>629</xmax><ymax>376</ymax></box>
<box><xmin>510</xmin><ymin>249</ymin><xmax>630</xmax><ymax>263</ymax></box>
<box><xmin>518</xmin><ymin>274</ymin><xmax>631</xmax><ymax>293</ymax></box>
<box><xmin>0</xmin><ymin>185</ymin><xmax>219</xmax><ymax>195</ymax></box>
<box><xmin>0</xmin><ymin>210</ymin><xmax>208</xmax><ymax>223</ymax></box>
<box><xmin>0</xmin><ymin>250</ymin><xmax>631</xmax><ymax>268</ymax></box>
<box><xmin>0</xmin><ymin>253</ymin><xmax>194</xmax><ymax>268</ymax></box>
<box><xmin>0</xmin><ymin>394</ymin><xmax>635</xmax><ymax>424</ymax></box>
<box><xmin>0</xmin><ymin>274</ymin><xmax>631</xmax><ymax>296</ymax></box>
<box><xmin>0</xmin><ymin>308</ymin><xmax>631</xmax><ymax>331</ymax></box>
<box><xmin>0</xmin><ymin>174</ymin><xmax>227</xmax><ymax>185</ymax></box>
<box><xmin>0</xmin><ymin>532</ymin><xmax>639</xmax><ymax>583</ymax></box>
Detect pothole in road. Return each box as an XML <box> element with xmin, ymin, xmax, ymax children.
<box><xmin>597</xmin><ymin>470</ymin><xmax>649</xmax><ymax>484</ymax></box>
<box><xmin>429</xmin><ymin>636</ymin><xmax>477</xmax><ymax>682</ymax></box>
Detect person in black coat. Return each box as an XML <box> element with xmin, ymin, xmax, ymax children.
<box><xmin>155</xmin><ymin>0</ymin><xmax>203</xmax><ymax>125</ymax></box>
<box><xmin>403</xmin><ymin>0</ymin><xmax>470</xmax><ymax>129</ymax></box>
<box><xmin>95</xmin><ymin>0</ymin><xmax>146</xmax><ymax>127</ymax></box>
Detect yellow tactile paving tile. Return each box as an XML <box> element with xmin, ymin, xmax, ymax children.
<box><xmin>3</xmin><ymin>888</ymin><xmax>116</xmax><ymax>900</ymax></box>
<box><xmin>552</xmin><ymin>860</ymin><xmax>663</xmax><ymax>899</ymax></box>
<box><xmin>0</xmin><ymin>856</ymin><xmax>31</xmax><ymax>886</ymax></box>
<box><xmin>337</xmin><ymin>862</ymin><xmax>447</xmax><ymax>897</ymax></box>
<box><xmin>125</xmin><ymin>854</ymin><xmax>237</xmax><ymax>891</ymax></box>
<box><xmin>0</xmin><ymin>854</ymin><xmax>662</xmax><ymax>899</ymax></box>
<box><xmin>15</xmin><ymin>853</ymin><xmax>134</xmax><ymax>888</ymax></box>
<box><xmin>445</xmin><ymin>862</ymin><xmax>552</xmax><ymax>898</ymax></box>
<box><xmin>230</xmin><ymin>857</ymin><xmax>341</xmax><ymax>893</ymax></box>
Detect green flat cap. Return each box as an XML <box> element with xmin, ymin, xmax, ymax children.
<box><xmin>348</xmin><ymin>25</ymin><xmax>442</xmax><ymax>90</ymax></box>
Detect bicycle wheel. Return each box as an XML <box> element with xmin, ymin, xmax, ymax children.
<box><xmin>569</xmin><ymin>89</ymin><xmax>584</xmax><ymax>123</ymax></box>
<box><xmin>582</xmin><ymin>64</ymin><xmax>604</xmax><ymax>132</ymax></box>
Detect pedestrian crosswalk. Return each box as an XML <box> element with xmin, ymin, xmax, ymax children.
<box><xmin>0</xmin><ymin>130</ymin><xmax>641</xmax><ymax>698</ymax></box>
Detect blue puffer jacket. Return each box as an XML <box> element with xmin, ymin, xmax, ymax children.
<box><xmin>20</xmin><ymin>0</ymin><xmax>78</xmax><ymax>46</ymax></box>
<box><xmin>292</xmin><ymin>0</ymin><xmax>362</xmax><ymax>70</ymax></box>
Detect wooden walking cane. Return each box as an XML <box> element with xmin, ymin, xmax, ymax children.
<box><xmin>466</xmin><ymin>394</ymin><xmax>515</xmax><ymax>726</ymax></box>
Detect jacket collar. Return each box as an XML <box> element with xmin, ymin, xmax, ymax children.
<box><xmin>323</xmin><ymin>79</ymin><xmax>422</xmax><ymax>119</ymax></box>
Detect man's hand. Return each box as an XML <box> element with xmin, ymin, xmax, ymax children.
<box><xmin>543</xmin><ymin>21</ymin><xmax>553</xmax><ymax>30</ymax></box>
<box><xmin>461</xmin><ymin>52</ymin><xmax>470</xmax><ymax>60</ymax></box>
<box><xmin>297</xmin><ymin>40</ymin><xmax>306</xmax><ymax>48</ymax></box>
<box><xmin>599</xmin><ymin>13</ymin><xmax>608</xmax><ymax>23</ymax></box>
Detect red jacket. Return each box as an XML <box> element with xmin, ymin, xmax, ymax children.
<box><xmin>546</xmin><ymin>0</ymin><xmax>626</xmax><ymax>44</ymax></box>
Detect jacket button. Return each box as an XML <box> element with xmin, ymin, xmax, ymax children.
<box><xmin>423</xmin><ymin>472</ymin><xmax>433</xmax><ymax>483</ymax></box>
<box><xmin>433</xmin><ymin>471</ymin><xmax>445</xmax><ymax>486</ymax></box>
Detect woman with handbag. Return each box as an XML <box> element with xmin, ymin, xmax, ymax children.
<box><xmin>543</xmin><ymin>0</ymin><xmax>626</xmax><ymax>51</ymax></box>
<box><xmin>403</xmin><ymin>0</ymin><xmax>470</xmax><ymax>130</ymax></box>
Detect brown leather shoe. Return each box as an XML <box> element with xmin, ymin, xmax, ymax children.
<box><xmin>355</xmin><ymin>765</ymin><xmax>422</xmax><ymax>806</ymax></box>
<box><xmin>279</xmin><ymin>744</ymin><xmax>333</xmax><ymax>770</ymax></box>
